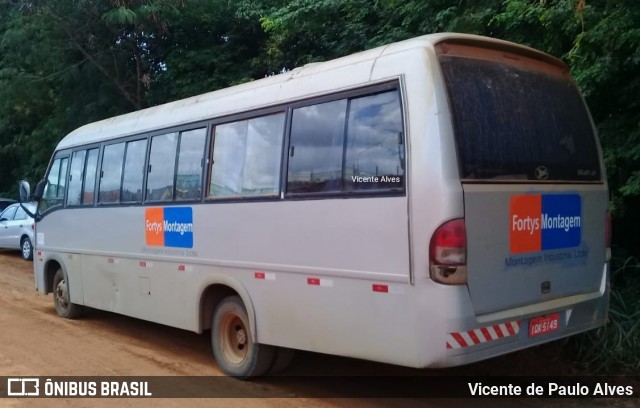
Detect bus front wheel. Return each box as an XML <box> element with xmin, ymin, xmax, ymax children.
<box><xmin>52</xmin><ymin>268</ymin><xmax>84</xmax><ymax>319</ymax></box>
<box><xmin>211</xmin><ymin>296</ymin><xmax>274</xmax><ymax>378</ymax></box>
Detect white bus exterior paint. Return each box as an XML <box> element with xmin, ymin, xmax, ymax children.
<box><xmin>29</xmin><ymin>33</ymin><xmax>610</xmax><ymax>376</ymax></box>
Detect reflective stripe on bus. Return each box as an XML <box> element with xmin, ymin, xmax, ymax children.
<box><xmin>446</xmin><ymin>321</ymin><xmax>521</xmax><ymax>349</ymax></box>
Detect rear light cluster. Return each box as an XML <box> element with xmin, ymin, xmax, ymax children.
<box><xmin>429</xmin><ymin>218</ymin><xmax>467</xmax><ymax>285</ymax></box>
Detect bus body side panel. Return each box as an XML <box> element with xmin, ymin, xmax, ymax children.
<box><xmin>373</xmin><ymin>40</ymin><xmax>467</xmax><ymax>287</ymax></box>
<box><xmin>196</xmin><ymin>194</ymin><xmax>413</xmax><ymax>355</ymax></box>
<box><xmin>33</xmin><ymin>248</ymin><xmax>46</xmax><ymax>294</ymax></box>
<box><xmin>33</xmin><ymin>222</ymin><xmax>85</xmax><ymax>305</ymax></box>
<box><xmin>31</xmin><ymin>46</ymin><xmax>432</xmax><ymax>367</ymax></box>
<box><xmin>225</xmin><ymin>47</ymin><xmax>447</xmax><ymax>366</ymax></box>
<box><xmin>32</xmin><ymin>195</ymin><xmax>411</xmax><ymax>335</ymax></box>
<box><xmin>37</xmin><ymin>46</ymin><xmax>423</xmax><ymax>366</ymax></box>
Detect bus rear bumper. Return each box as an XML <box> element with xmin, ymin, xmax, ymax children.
<box><xmin>432</xmin><ymin>290</ymin><xmax>609</xmax><ymax>368</ymax></box>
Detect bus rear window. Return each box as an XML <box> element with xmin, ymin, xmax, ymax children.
<box><xmin>439</xmin><ymin>53</ymin><xmax>601</xmax><ymax>182</ymax></box>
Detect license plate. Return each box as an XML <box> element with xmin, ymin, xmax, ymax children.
<box><xmin>528</xmin><ymin>313</ymin><xmax>560</xmax><ymax>337</ymax></box>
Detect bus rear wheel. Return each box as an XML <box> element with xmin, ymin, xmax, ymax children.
<box><xmin>268</xmin><ymin>347</ymin><xmax>295</xmax><ymax>374</ymax></box>
<box><xmin>52</xmin><ymin>268</ymin><xmax>84</xmax><ymax>319</ymax></box>
<box><xmin>211</xmin><ymin>296</ymin><xmax>274</xmax><ymax>378</ymax></box>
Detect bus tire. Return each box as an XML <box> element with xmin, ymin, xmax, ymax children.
<box><xmin>268</xmin><ymin>347</ymin><xmax>295</xmax><ymax>375</ymax></box>
<box><xmin>52</xmin><ymin>268</ymin><xmax>84</xmax><ymax>319</ymax></box>
<box><xmin>211</xmin><ymin>296</ymin><xmax>274</xmax><ymax>378</ymax></box>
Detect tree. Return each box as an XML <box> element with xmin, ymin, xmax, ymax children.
<box><xmin>0</xmin><ymin>0</ymin><xmax>264</xmax><ymax>193</ymax></box>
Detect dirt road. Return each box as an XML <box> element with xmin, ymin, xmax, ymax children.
<box><xmin>0</xmin><ymin>251</ymin><xmax>633</xmax><ymax>407</ymax></box>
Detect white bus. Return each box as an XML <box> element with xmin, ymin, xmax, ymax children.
<box><xmin>20</xmin><ymin>33</ymin><xmax>611</xmax><ymax>377</ymax></box>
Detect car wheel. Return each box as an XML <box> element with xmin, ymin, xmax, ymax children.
<box><xmin>211</xmin><ymin>296</ymin><xmax>274</xmax><ymax>378</ymax></box>
<box><xmin>20</xmin><ymin>236</ymin><xmax>33</xmax><ymax>261</ymax></box>
<box><xmin>52</xmin><ymin>268</ymin><xmax>84</xmax><ymax>319</ymax></box>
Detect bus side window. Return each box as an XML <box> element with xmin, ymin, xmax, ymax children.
<box><xmin>67</xmin><ymin>150</ymin><xmax>86</xmax><ymax>206</ymax></box>
<box><xmin>39</xmin><ymin>156</ymin><xmax>69</xmax><ymax>213</ymax></box>
<box><xmin>209</xmin><ymin>113</ymin><xmax>285</xmax><ymax>199</ymax></box>
<box><xmin>147</xmin><ymin>133</ymin><xmax>178</xmax><ymax>202</ymax></box>
<box><xmin>82</xmin><ymin>148</ymin><xmax>99</xmax><ymax>205</ymax></box>
<box><xmin>286</xmin><ymin>89</ymin><xmax>404</xmax><ymax>195</ymax></box>
<box><xmin>176</xmin><ymin>128</ymin><xmax>206</xmax><ymax>201</ymax></box>
<box><xmin>99</xmin><ymin>143</ymin><xmax>125</xmax><ymax>204</ymax></box>
<box><xmin>344</xmin><ymin>91</ymin><xmax>404</xmax><ymax>191</ymax></box>
<box><xmin>121</xmin><ymin>139</ymin><xmax>148</xmax><ymax>203</ymax></box>
<box><xmin>287</xmin><ymin>100</ymin><xmax>346</xmax><ymax>194</ymax></box>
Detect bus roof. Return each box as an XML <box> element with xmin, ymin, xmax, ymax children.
<box><xmin>56</xmin><ymin>33</ymin><xmax>562</xmax><ymax>151</ymax></box>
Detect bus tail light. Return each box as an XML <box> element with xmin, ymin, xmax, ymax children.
<box><xmin>429</xmin><ymin>218</ymin><xmax>467</xmax><ymax>285</ymax></box>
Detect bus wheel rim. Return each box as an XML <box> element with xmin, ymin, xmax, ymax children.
<box><xmin>55</xmin><ymin>280</ymin><xmax>69</xmax><ymax>310</ymax></box>
<box><xmin>220</xmin><ymin>314</ymin><xmax>248</xmax><ymax>364</ymax></box>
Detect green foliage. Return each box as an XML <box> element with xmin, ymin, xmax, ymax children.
<box><xmin>258</xmin><ymin>0</ymin><xmax>384</xmax><ymax>70</ymax></box>
<box><xmin>563</xmin><ymin>2</ymin><xmax>640</xmax><ymax>223</ymax></box>
<box><xmin>102</xmin><ymin>6</ymin><xmax>138</xmax><ymax>25</ymax></box>
<box><xmin>489</xmin><ymin>0</ymin><xmax>640</xmax><ymax>250</ymax></box>
<box><xmin>147</xmin><ymin>0</ymin><xmax>268</xmax><ymax>103</ymax></box>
